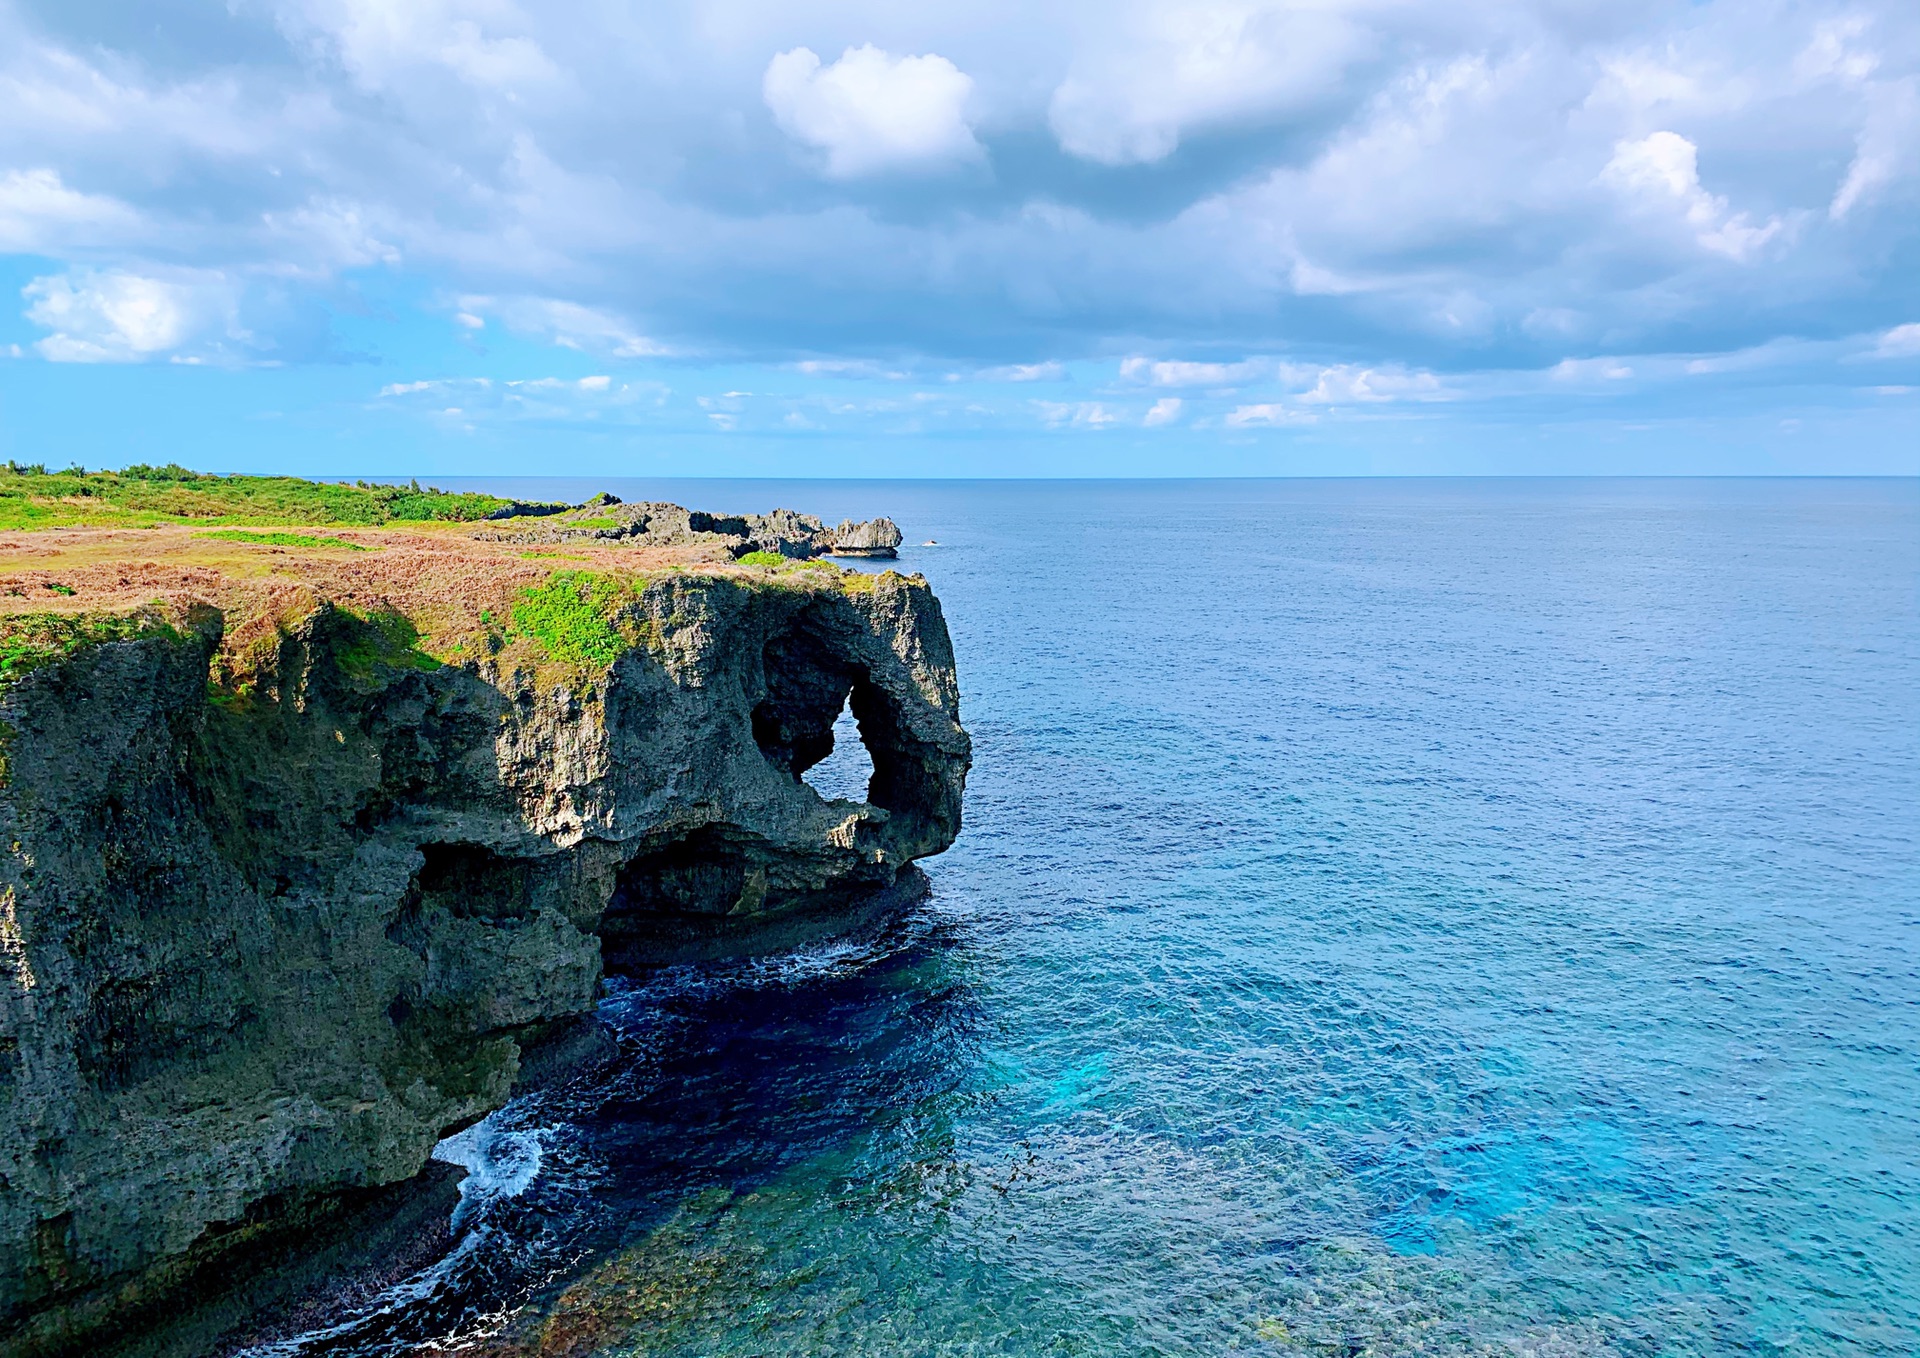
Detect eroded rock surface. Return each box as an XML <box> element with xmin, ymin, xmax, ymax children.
<box><xmin>0</xmin><ymin>569</ymin><xmax>967</xmax><ymax>1354</ymax></box>
<box><xmin>474</xmin><ymin>499</ymin><xmax>902</xmax><ymax>559</ymax></box>
<box><xmin>826</xmin><ymin>517</ymin><xmax>904</xmax><ymax>558</ymax></box>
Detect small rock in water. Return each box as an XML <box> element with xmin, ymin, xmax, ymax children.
<box><xmin>827</xmin><ymin>516</ymin><xmax>904</xmax><ymax>558</ymax></box>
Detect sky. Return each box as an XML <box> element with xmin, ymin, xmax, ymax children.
<box><xmin>0</xmin><ymin>0</ymin><xmax>1917</xmax><ymax>477</ymax></box>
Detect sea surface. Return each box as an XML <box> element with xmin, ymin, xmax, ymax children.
<box><xmin>253</xmin><ymin>479</ymin><xmax>1919</xmax><ymax>1357</ymax></box>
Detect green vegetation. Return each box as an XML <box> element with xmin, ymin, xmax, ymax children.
<box><xmin>511</xmin><ymin>571</ymin><xmax>637</xmax><ymax>667</ymax></box>
<box><xmin>0</xmin><ymin>464</ymin><xmax>514</xmax><ymax>530</ymax></box>
<box><xmin>197</xmin><ymin>529</ymin><xmax>370</xmax><ymax>551</ymax></box>
<box><xmin>332</xmin><ymin>607</ymin><xmax>441</xmax><ymax>677</ymax></box>
<box><xmin>735</xmin><ymin>550</ymin><xmax>788</xmax><ymax>567</ymax></box>
<box><xmin>0</xmin><ymin>607</ymin><xmax>186</xmax><ymax>690</ymax></box>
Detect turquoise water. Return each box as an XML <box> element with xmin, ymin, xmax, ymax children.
<box><xmin>258</xmin><ymin>479</ymin><xmax>1919</xmax><ymax>1357</ymax></box>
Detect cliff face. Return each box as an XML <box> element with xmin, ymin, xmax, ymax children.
<box><xmin>0</xmin><ymin>569</ymin><xmax>967</xmax><ymax>1348</ymax></box>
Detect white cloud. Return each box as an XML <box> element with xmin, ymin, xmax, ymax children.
<box><xmin>1224</xmin><ymin>403</ymin><xmax>1315</xmax><ymax>427</ymax></box>
<box><xmin>1875</xmin><ymin>322</ymin><xmax>1920</xmax><ymax>356</ymax></box>
<box><xmin>1797</xmin><ymin>17</ymin><xmax>1880</xmax><ymax>84</ymax></box>
<box><xmin>793</xmin><ymin>359</ymin><xmax>911</xmax><ymax>379</ymax></box>
<box><xmin>764</xmin><ymin>45</ymin><xmax>980</xmax><ymax>178</ymax></box>
<box><xmin>1603</xmin><ymin>131</ymin><xmax>1783</xmax><ymax>261</ymax></box>
<box><xmin>509</xmin><ymin>375</ymin><xmax>616</xmax><ymax>394</ymax></box>
<box><xmin>1295</xmin><ymin>365</ymin><xmax>1442</xmax><ymax>403</ymax></box>
<box><xmin>1035</xmin><ymin>400</ymin><xmax>1120</xmax><ymax>427</ymax></box>
<box><xmin>1143</xmin><ymin>396</ymin><xmax>1184</xmax><ymax>426</ymax></box>
<box><xmin>2</xmin><ymin>0</ymin><xmax>1915</xmax><ymax>399</ymax></box>
<box><xmin>0</xmin><ymin>169</ymin><xmax>139</xmax><ymax>253</ymax></box>
<box><xmin>1831</xmin><ymin>80</ymin><xmax>1919</xmax><ymax>220</ymax></box>
<box><xmin>1049</xmin><ymin>1</ymin><xmax>1369</xmax><ymax>165</ymax></box>
<box><xmin>978</xmin><ymin>361</ymin><xmax>1065</xmax><ymax>382</ymax></box>
<box><xmin>259</xmin><ymin>197</ymin><xmax>402</xmax><ymax>272</ymax></box>
<box><xmin>459</xmin><ymin>295</ymin><xmax>668</xmax><ymax>356</ymax></box>
<box><xmin>1121</xmin><ymin>356</ymin><xmax>1270</xmax><ymax>387</ymax></box>
<box><xmin>1551</xmin><ymin>357</ymin><xmax>1636</xmax><ymax>382</ymax></box>
<box><xmin>285</xmin><ymin>0</ymin><xmax>559</xmax><ymax>92</ymax></box>
<box><xmin>22</xmin><ymin>269</ymin><xmax>237</xmax><ymax>363</ymax></box>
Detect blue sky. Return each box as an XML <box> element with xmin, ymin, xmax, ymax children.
<box><xmin>0</xmin><ymin>0</ymin><xmax>1916</xmax><ymax>477</ymax></box>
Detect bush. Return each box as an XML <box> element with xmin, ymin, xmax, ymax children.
<box><xmin>511</xmin><ymin>572</ymin><xmax>631</xmax><ymax>667</ymax></box>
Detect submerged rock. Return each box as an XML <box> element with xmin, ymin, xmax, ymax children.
<box><xmin>0</xmin><ymin>562</ymin><xmax>967</xmax><ymax>1354</ymax></box>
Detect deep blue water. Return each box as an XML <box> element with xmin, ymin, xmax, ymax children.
<box><xmin>255</xmin><ymin>479</ymin><xmax>1919</xmax><ymax>1357</ymax></box>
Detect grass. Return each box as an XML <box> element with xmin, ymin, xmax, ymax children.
<box><xmin>197</xmin><ymin>529</ymin><xmax>370</xmax><ymax>551</ymax></box>
<box><xmin>0</xmin><ymin>607</ymin><xmax>187</xmax><ymax>690</ymax></box>
<box><xmin>332</xmin><ymin>607</ymin><xmax>442</xmax><ymax>677</ymax></box>
<box><xmin>735</xmin><ymin>550</ymin><xmax>788</xmax><ymax>567</ymax></box>
<box><xmin>510</xmin><ymin>571</ymin><xmax>637</xmax><ymax>668</ymax></box>
<box><xmin>0</xmin><ymin>464</ymin><xmax>514</xmax><ymax>530</ymax></box>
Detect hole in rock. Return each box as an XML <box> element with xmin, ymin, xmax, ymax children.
<box><xmin>802</xmin><ymin>695</ymin><xmax>876</xmax><ymax>804</ymax></box>
<box><xmin>750</xmin><ymin>629</ymin><xmax>880</xmax><ymax>805</ymax></box>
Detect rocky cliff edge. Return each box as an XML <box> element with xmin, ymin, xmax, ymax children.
<box><xmin>0</xmin><ymin>515</ymin><xmax>968</xmax><ymax>1353</ymax></box>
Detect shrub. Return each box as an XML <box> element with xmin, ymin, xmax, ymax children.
<box><xmin>512</xmin><ymin>571</ymin><xmax>631</xmax><ymax>667</ymax></box>
<box><xmin>736</xmin><ymin>550</ymin><xmax>787</xmax><ymax>567</ymax></box>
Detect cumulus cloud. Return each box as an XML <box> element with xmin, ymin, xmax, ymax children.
<box><xmin>1121</xmin><ymin>356</ymin><xmax>1271</xmax><ymax>387</ymax></box>
<box><xmin>764</xmin><ymin>45</ymin><xmax>980</xmax><ymax>178</ymax></box>
<box><xmin>1</xmin><ymin>0</ymin><xmax>1916</xmax><ymax>393</ymax></box>
<box><xmin>22</xmin><ymin>269</ymin><xmax>238</xmax><ymax>363</ymax></box>
<box><xmin>1049</xmin><ymin>0</ymin><xmax>1371</xmax><ymax>165</ymax></box>
<box><xmin>1295</xmin><ymin>364</ymin><xmax>1442</xmax><ymax>403</ymax></box>
<box><xmin>1603</xmin><ymin>131</ymin><xmax>1783</xmax><ymax>262</ymax></box>
<box><xmin>1143</xmin><ymin>396</ymin><xmax>1183</xmax><ymax>426</ymax></box>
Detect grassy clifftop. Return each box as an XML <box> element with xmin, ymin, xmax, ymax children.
<box><xmin>0</xmin><ymin>470</ymin><xmax>915</xmax><ymax>695</ymax></box>
<box><xmin>0</xmin><ymin>463</ymin><xmax>513</xmax><ymax>530</ymax></box>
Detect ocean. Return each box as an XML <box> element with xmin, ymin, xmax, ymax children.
<box><xmin>250</xmin><ymin>478</ymin><xmax>1919</xmax><ymax>1356</ymax></box>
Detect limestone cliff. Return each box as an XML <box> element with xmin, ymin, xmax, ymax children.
<box><xmin>0</xmin><ymin>566</ymin><xmax>967</xmax><ymax>1353</ymax></box>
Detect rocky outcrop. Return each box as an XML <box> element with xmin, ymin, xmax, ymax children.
<box><xmin>475</xmin><ymin>500</ymin><xmax>903</xmax><ymax>560</ymax></box>
<box><xmin>0</xmin><ymin>569</ymin><xmax>967</xmax><ymax>1354</ymax></box>
<box><xmin>825</xmin><ymin>517</ymin><xmax>904</xmax><ymax>558</ymax></box>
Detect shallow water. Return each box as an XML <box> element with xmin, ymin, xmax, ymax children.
<box><xmin>251</xmin><ymin>479</ymin><xmax>1919</xmax><ymax>1357</ymax></box>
